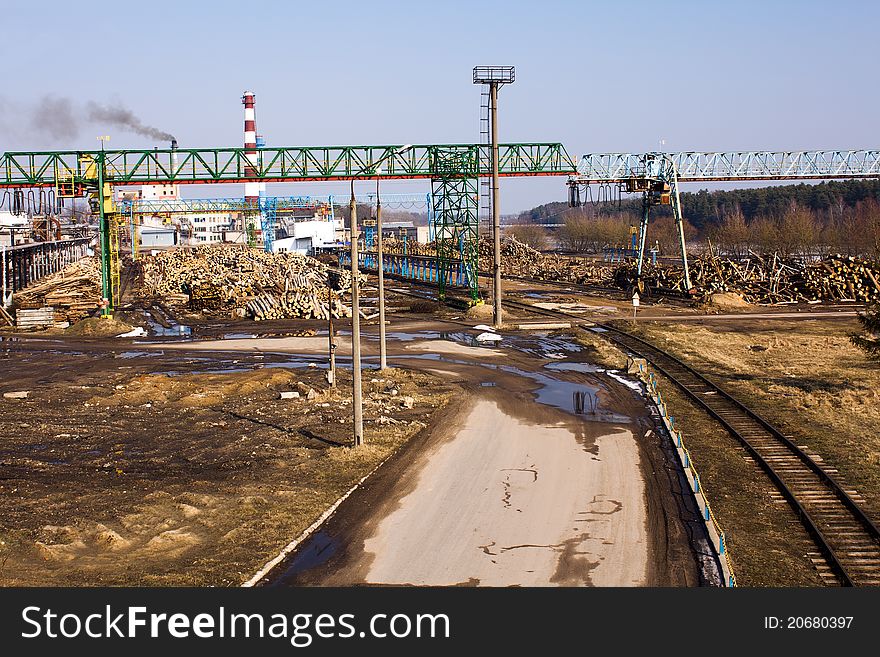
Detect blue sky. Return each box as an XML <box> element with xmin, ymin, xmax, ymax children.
<box><xmin>1</xmin><ymin>0</ymin><xmax>876</xmax><ymax>211</ymax></box>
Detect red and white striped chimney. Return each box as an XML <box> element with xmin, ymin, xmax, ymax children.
<box><xmin>242</xmin><ymin>91</ymin><xmax>260</xmax><ymax>204</ymax></box>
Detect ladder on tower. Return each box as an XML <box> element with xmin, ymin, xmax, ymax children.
<box><xmin>479</xmin><ymin>84</ymin><xmax>492</xmax><ymax>239</ymax></box>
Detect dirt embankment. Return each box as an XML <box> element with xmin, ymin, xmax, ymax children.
<box><xmin>0</xmin><ymin>353</ymin><xmax>457</xmax><ymax>586</ymax></box>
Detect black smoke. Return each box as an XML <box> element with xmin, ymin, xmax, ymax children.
<box><xmin>24</xmin><ymin>96</ymin><xmax>174</xmax><ymax>142</ymax></box>
<box><xmin>86</xmin><ymin>102</ymin><xmax>175</xmax><ymax>141</ymax></box>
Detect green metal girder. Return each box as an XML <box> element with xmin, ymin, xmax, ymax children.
<box><xmin>0</xmin><ymin>143</ymin><xmax>576</xmax><ymax>188</ymax></box>
<box><xmin>433</xmin><ymin>160</ymin><xmax>479</xmax><ymax>302</ymax></box>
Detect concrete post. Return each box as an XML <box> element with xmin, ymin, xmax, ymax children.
<box><xmin>490</xmin><ymin>82</ymin><xmax>503</xmax><ymax>329</ymax></box>
<box><xmin>349</xmin><ymin>185</ymin><xmax>364</xmax><ymax>446</ymax></box>
<box><xmin>376</xmin><ymin>186</ymin><xmax>388</xmax><ymax>370</ymax></box>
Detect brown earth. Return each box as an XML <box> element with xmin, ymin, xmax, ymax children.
<box><xmin>0</xmin><ymin>345</ymin><xmax>456</xmax><ymax>586</ymax></box>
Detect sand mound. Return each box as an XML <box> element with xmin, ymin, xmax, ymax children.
<box><xmin>65</xmin><ymin>317</ymin><xmax>133</xmax><ymax>337</ymax></box>
<box><xmin>465</xmin><ymin>302</ymin><xmax>494</xmax><ymax>320</ymax></box>
<box><xmin>709</xmin><ymin>292</ymin><xmax>750</xmax><ymax>308</ymax></box>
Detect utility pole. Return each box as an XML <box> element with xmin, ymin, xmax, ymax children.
<box><xmin>473</xmin><ymin>66</ymin><xmax>514</xmax><ymax>330</ymax></box>
<box><xmin>349</xmin><ymin>181</ymin><xmax>363</xmax><ymax>446</ymax></box>
<box><xmin>489</xmin><ymin>81</ymin><xmax>502</xmax><ymax>329</ymax></box>
<box><xmin>347</xmin><ymin>145</ymin><xmax>412</xmax><ymax>448</ymax></box>
<box><xmin>376</xmin><ymin>176</ymin><xmax>388</xmax><ymax>370</ymax></box>
<box><xmin>326</xmin><ymin>271</ymin><xmax>340</xmax><ymax>388</ymax></box>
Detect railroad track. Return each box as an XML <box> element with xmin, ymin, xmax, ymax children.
<box><xmin>601</xmin><ymin>325</ymin><xmax>880</xmax><ymax>586</ymax></box>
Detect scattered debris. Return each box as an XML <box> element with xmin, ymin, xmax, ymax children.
<box><xmin>3</xmin><ymin>391</ymin><xmax>29</xmax><ymax>399</ymax></box>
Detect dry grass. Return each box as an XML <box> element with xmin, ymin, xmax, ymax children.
<box><xmin>638</xmin><ymin>319</ymin><xmax>880</xmax><ymax>520</ymax></box>
<box><xmin>651</xmin><ymin>375</ymin><xmax>823</xmax><ymax>586</ymax></box>
<box><xmin>574</xmin><ymin>329</ymin><xmax>629</xmax><ymax>370</ymax></box>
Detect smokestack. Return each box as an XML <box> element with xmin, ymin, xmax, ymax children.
<box><xmin>242</xmin><ymin>91</ymin><xmax>259</xmax><ymax>205</ymax></box>
<box><xmin>171</xmin><ymin>138</ymin><xmax>178</xmax><ymax>150</ymax></box>
<box><xmin>170</xmin><ymin>138</ymin><xmax>178</xmax><ymax>170</ymax></box>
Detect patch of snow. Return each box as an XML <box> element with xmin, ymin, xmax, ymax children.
<box><xmin>117</xmin><ymin>327</ymin><xmax>147</xmax><ymax>338</ymax></box>
<box><xmin>605</xmin><ymin>371</ymin><xmax>644</xmax><ymax>394</ymax></box>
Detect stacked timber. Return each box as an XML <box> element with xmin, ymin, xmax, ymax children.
<box><xmin>137</xmin><ymin>245</ymin><xmax>359</xmax><ymax>320</ymax></box>
<box><xmin>632</xmin><ymin>252</ymin><xmax>880</xmax><ymax>304</ymax></box>
<box><xmin>380</xmin><ymin>237</ymin><xmax>435</xmax><ymax>257</ymax></box>
<box><xmin>11</xmin><ymin>257</ymin><xmax>102</xmax><ymax>322</ymax></box>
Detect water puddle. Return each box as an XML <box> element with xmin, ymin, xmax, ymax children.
<box><xmin>116</xmin><ymin>351</ymin><xmax>164</xmax><ymax>359</ymax></box>
<box><xmin>545</xmin><ymin>361</ymin><xmax>605</xmax><ymax>374</ymax></box>
<box><xmin>266</xmin><ymin>531</ymin><xmax>340</xmax><ymax>586</ymax></box>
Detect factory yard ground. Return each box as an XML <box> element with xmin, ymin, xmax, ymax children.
<box><xmin>4</xmin><ymin>271</ymin><xmax>870</xmax><ymax>587</ymax></box>
<box><xmin>0</xmin><ymin>335</ymin><xmax>455</xmax><ymax>586</ymax></box>
<box><xmin>0</xmin><ymin>302</ymin><xmax>712</xmax><ymax>587</ymax></box>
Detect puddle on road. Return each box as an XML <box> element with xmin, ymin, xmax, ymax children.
<box><xmin>498</xmin><ymin>365</ymin><xmax>626</xmax><ymax>420</ymax></box>
<box><xmin>545</xmin><ymin>361</ymin><xmax>604</xmax><ymax>374</ymax></box>
<box><xmin>383</xmin><ymin>330</ymin><xmax>492</xmax><ymax>348</ymax></box>
<box><xmin>402</xmin><ymin>353</ymin><xmax>628</xmax><ymax>423</ymax></box>
<box><xmin>384</xmin><ymin>331</ymin><xmax>441</xmax><ymax>342</ymax></box>
<box><xmin>117</xmin><ymin>351</ymin><xmax>164</xmax><ymax>359</ymax></box>
<box><xmin>265</xmin><ymin>531</ymin><xmax>340</xmax><ymax>586</ymax></box>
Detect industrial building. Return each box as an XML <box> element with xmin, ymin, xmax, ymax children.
<box><xmin>139</xmin><ymin>225</ymin><xmax>179</xmax><ymax>248</ymax></box>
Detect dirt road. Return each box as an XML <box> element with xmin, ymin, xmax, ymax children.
<box><xmin>260</xmin><ymin>321</ymin><xmax>715</xmax><ymax>587</ymax></box>
<box><xmin>362</xmin><ymin>399</ymin><xmax>646</xmax><ymax>586</ymax></box>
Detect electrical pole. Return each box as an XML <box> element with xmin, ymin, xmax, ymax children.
<box><xmin>347</xmin><ymin>145</ymin><xmax>411</xmax><ymax>447</ymax></box>
<box><xmin>473</xmin><ymin>66</ymin><xmax>514</xmax><ymax>329</ymax></box>
<box><xmin>327</xmin><ymin>273</ymin><xmax>339</xmax><ymax>388</ymax></box>
<box><xmin>376</xmin><ymin>176</ymin><xmax>388</xmax><ymax>370</ymax></box>
<box><xmin>490</xmin><ymin>81</ymin><xmax>502</xmax><ymax>329</ymax></box>
<box><xmin>349</xmin><ymin>182</ymin><xmax>363</xmax><ymax>446</ymax></box>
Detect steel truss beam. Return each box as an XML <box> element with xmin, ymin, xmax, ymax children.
<box><xmin>572</xmin><ymin>149</ymin><xmax>880</xmax><ymax>183</ymax></box>
<box><xmin>0</xmin><ymin>143</ymin><xmax>575</xmax><ymax>188</ymax></box>
<box><xmin>121</xmin><ymin>193</ymin><xmax>430</xmax><ymax>214</ymax></box>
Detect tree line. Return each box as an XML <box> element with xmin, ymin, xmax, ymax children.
<box><xmin>512</xmin><ymin>180</ymin><xmax>880</xmax><ymax>259</ymax></box>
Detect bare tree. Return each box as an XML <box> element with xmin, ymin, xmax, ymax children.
<box><xmin>507</xmin><ymin>224</ymin><xmax>549</xmax><ymax>250</ymax></box>
<box><xmin>710</xmin><ymin>205</ymin><xmax>749</xmax><ymax>259</ymax></box>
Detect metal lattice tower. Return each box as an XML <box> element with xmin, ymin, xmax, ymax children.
<box><xmin>259</xmin><ymin>195</ymin><xmax>277</xmax><ymax>251</ymax></box>
<box><xmin>432</xmin><ymin>148</ymin><xmax>479</xmax><ymax>301</ymax></box>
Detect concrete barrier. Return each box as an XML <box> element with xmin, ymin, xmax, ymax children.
<box><xmin>630</xmin><ymin>357</ymin><xmax>737</xmax><ymax>587</ymax></box>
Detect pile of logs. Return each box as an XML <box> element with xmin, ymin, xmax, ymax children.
<box><xmin>11</xmin><ymin>257</ymin><xmax>101</xmax><ymax>322</ymax></box>
<box><xmin>137</xmin><ymin>245</ymin><xmax>359</xmax><ymax>320</ymax></box>
<box><xmin>357</xmin><ymin>233</ymin><xmax>880</xmax><ymax>305</ymax></box>
<box><xmin>632</xmin><ymin>252</ymin><xmax>880</xmax><ymax>304</ymax></box>
<box><xmin>797</xmin><ymin>255</ymin><xmax>880</xmax><ymax>303</ymax></box>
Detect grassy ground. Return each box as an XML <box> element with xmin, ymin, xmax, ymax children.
<box><xmin>626</xmin><ymin>317</ymin><xmax>880</xmax><ymax>585</ymax></box>
<box><xmin>637</xmin><ymin>319</ymin><xmax>880</xmax><ymax>519</ymax></box>
<box><xmin>574</xmin><ymin>329</ymin><xmax>629</xmax><ymax>370</ymax></box>
<box><xmin>0</xmin><ymin>359</ymin><xmax>457</xmax><ymax>586</ymax></box>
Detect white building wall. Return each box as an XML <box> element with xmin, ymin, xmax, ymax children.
<box><xmin>271</xmin><ymin>220</ymin><xmax>336</xmax><ymax>254</ymax></box>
